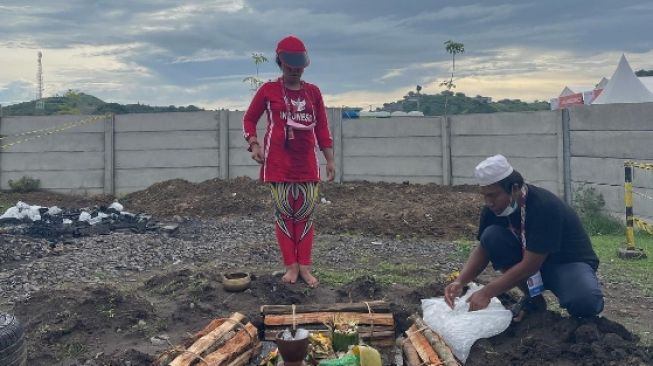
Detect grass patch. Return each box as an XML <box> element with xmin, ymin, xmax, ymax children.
<box><xmin>592</xmin><ymin>233</ymin><xmax>653</xmax><ymax>296</ymax></box>
<box><xmin>314</xmin><ymin>261</ymin><xmax>431</xmax><ymax>287</ymax></box>
<box><xmin>450</xmin><ymin>240</ymin><xmax>474</xmax><ymax>261</ymax></box>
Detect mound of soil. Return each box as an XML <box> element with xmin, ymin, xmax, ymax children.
<box><xmin>122</xmin><ymin>177</ymin><xmax>483</xmax><ymax>240</ymax></box>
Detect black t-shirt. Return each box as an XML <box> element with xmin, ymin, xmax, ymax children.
<box><xmin>477</xmin><ymin>184</ymin><xmax>599</xmax><ymax>270</ymax></box>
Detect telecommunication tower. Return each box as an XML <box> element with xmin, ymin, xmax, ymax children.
<box><xmin>36</xmin><ymin>51</ymin><xmax>44</xmax><ymax>110</ymax></box>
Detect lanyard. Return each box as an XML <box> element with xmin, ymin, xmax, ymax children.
<box><xmin>508</xmin><ymin>185</ymin><xmax>529</xmax><ymax>250</ymax></box>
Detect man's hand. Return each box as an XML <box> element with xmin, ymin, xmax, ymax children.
<box><xmin>444</xmin><ymin>281</ymin><xmax>464</xmax><ymax>309</ymax></box>
<box><xmin>326</xmin><ymin>160</ymin><xmax>336</xmax><ymax>181</ymax></box>
<box><xmin>466</xmin><ymin>288</ymin><xmax>491</xmax><ymax>311</ymax></box>
<box><xmin>251</xmin><ymin>144</ymin><xmax>264</xmax><ymax>164</ymax></box>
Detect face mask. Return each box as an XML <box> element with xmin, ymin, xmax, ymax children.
<box><xmin>496</xmin><ymin>199</ymin><xmax>518</xmax><ymax>217</ymax></box>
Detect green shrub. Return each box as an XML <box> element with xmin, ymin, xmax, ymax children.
<box><xmin>573</xmin><ymin>185</ymin><xmax>624</xmax><ymax>236</ymax></box>
<box><xmin>8</xmin><ymin>176</ymin><xmax>41</xmax><ymax>192</ymax></box>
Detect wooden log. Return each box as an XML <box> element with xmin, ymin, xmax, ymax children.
<box><xmin>402</xmin><ymin>338</ymin><xmax>422</xmax><ymax>366</ymax></box>
<box><xmin>184</xmin><ymin>318</ymin><xmax>227</xmax><ymax>348</ymax></box>
<box><xmin>264</xmin><ymin>324</ymin><xmax>393</xmax><ymax>338</ymax></box>
<box><xmin>202</xmin><ymin>323</ymin><xmax>258</xmax><ymax>366</ymax></box>
<box><xmin>264</xmin><ymin>312</ymin><xmax>394</xmax><ymax>327</ymax></box>
<box><xmin>169</xmin><ymin>312</ymin><xmax>246</xmax><ymax>366</ymax></box>
<box><xmin>406</xmin><ymin>325</ymin><xmax>442</xmax><ymax>366</ymax></box>
<box><xmin>410</xmin><ymin>315</ymin><xmax>459</xmax><ymax>366</ymax></box>
<box><xmin>265</xmin><ymin>324</ymin><xmax>394</xmax><ymax>332</ymax></box>
<box><xmin>264</xmin><ymin>329</ymin><xmax>394</xmax><ymax>341</ymax></box>
<box><xmin>366</xmin><ymin>337</ymin><xmax>397</xmax><ymax>348</ymax></box>
<box><xmin>224</xmin><ymin>343</ymin><xmax>262</xmax><ymax>366</ymax></box>
<box><xmin>260</xmin><ymin>301</ymin><xmax>389</xmax><ymax>315</ymax></box>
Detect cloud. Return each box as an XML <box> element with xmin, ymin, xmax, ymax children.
<box><xmin>173</xmin><ymin>49</ymin><xmax>243</xmax><ymax>63</ymax></box>
<box><xmin>0</xmin><ymin>0</ymin><xmax>652</xmax><ymax>111</ymax></box>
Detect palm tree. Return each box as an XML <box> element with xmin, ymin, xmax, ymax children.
<box><xmin>441</xmin><ymin>40</ymin><xmax>465</xmax><ymax>116</ymax></box>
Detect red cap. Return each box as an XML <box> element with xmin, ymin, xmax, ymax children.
<box><xmin>276</xmin><ymin>36</ymin><xmax>309</xmax><ymax>68</ymax></box>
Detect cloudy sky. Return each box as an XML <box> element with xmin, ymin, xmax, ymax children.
<box><xmin>1</xmin><ymin>0</ymin><xmax>652</xmax><ymax>110</ymax></box>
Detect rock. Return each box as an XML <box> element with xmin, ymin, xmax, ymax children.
<box><xmin>162</xmin><ymin>224</ymin><xmax>179</xmax><ymax>235</ymax></box>
<box><xmin>150</xmin><ymin>334</ymin><xmax>169</xmax><ymax>346</ymax></box>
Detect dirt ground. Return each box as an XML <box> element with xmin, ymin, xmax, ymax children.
<box><xmin>1</xmin><ymin>178</ymin><xmax>652</xmax><ymax>365</ymax></box>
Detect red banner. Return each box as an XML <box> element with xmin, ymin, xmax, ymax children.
<box><xmin>558</xmin><ymin>92</ymin><xmax>584</xmax><ymax>108</ymax></box>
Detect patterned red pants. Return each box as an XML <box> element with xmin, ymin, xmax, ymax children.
<box><xmin>270</xmin><ymin>182</ymin><xmax>320</xmax><ymax>265</ymax></box>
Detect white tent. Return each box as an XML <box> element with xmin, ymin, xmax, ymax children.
<box><xmin>592</xmin><ymin>54</ymin><xmax>653</xmax><ymax>104</ymax></box>
<box><xmin>559</xmin><ymin>86</ymin><xmax>576</xmax><ymax>96</ymax></box>
<box><xmin>639</xmin><ymin>76</ymin><xmax>653</xmax><ymax>94</ymax></box>
<box><xmin>596</xmin><ymin>77</ymin><xmax>609</xmax><ymax>89</ymax></box>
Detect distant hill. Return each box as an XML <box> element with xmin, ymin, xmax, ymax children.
<box><xmin>1</xmin><ymin>90</ymin><xmax>204</xmax><ymax>116</ymax></box>
<box><xmin>381</xmin><ymin>90</ymin><xmax>550</xmax><ymax>116</ymax></box>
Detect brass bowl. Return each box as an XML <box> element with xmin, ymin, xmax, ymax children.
<box><xmin>222</xmin><ymin>272</ymin><xmax>251</xmax><ymax>292</ymax></box>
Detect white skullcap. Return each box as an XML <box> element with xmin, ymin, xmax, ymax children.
<box><xmin>474</xmin><ymin>154</ymin><xmax>514</xmax><ymax>186</ymax></box>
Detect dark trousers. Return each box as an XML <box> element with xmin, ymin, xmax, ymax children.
<box><xmin>479</xmin><ymin>225</ymin><xmax>604</xmax><ymax>318</ymax></box>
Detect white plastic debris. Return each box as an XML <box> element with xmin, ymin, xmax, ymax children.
<box><xmin>0</xmin><ymin>201</ymin><xmax>42</xmax><ymax>221</ymax></box>
<box><xmin>109</xmin><ymin>202</ymin><xmax>124</xmax><ymax>212</ymax></box>
<box><xmin>320</xmin><ymin>197</ymin><xmax>332</xmax><ymax>204</ymax></box>
<box><xmin>78</xmin><ymin>212</ymin><xmax>92</xmax><ymax>222</ymax></box>
<box><xmin>63</xmin><ymin>219</ymin><xmax>73</xmax><ymax>225</ymax></box>
<box><xmin>88</xmin><ymin>212</ymin><xmax>109</xmax><ymax>225</ymax></box>
<box><xmin>47</xmin><ymin>206</ymin><xmax>62</xmax><ymax>215</ymax></box>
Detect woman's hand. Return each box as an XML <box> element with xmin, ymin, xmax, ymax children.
<box><xmin>322</xmin><ymin>148</ymin><xmax>336</xmax><ymax>181</ymax></box>
<box><xmin>326</xmin><ymin>160</ymin><xmax>336</xmax><ymax>181</ymax></box>
<box><xmin>250</xmin><ymin>144</ymin><xmax>264</xmax><ymax>164</ymax></box>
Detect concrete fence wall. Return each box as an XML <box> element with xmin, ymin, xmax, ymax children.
<box><xmin>567</xmin><ymin>103</ymin><xmax>653</xmax><ymax>221</ymax></box>
<box><xmin>1</xmin><ymin>103</ymin><xmax>653</xmax><ymax>222</ymax></box>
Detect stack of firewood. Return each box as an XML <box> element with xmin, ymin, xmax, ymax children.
<box><xmin>402</xmin><ymin>315</ymin><xmax>459</xmax><ymax>366</ymax></box>
<box><xmin>154</xmin><ymin>312</ymin><xmax>261</xmax><ymax>366</ymax></box>
<box><xmin>261</xmin><ymin>301</ymin><xmax>395</xmax><ymax>347</ymax></box>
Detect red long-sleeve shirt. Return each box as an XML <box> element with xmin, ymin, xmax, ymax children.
<box><xmin>243</xmin><ymin>79</ymin><xmax>333</xmax><ymax>182</ymax></box>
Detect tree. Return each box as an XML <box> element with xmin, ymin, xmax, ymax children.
<box><xmin>243</xmin><ymin>52</ymin><xmax>268</xmax><ymax>94</ymax></box>
<box><xmin>440</xmin><ymin>40</ymin><xmax>465</xmax><ymax>117</ymax></box>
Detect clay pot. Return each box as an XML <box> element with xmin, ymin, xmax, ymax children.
<box><xmin>221</xmin><ymin>272</ymin><xmax>251</xmax><ymax>292</ymax></box>
<box><xmin>276</xmin><ymin>332</ymin><xmax>309</xmax><ymax>365</ymax></box>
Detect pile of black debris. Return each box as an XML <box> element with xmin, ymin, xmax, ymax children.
<box><xmin>0</xmin><ymin>202</ymin><xmax>171</xmax><ymax>242</ymax></box>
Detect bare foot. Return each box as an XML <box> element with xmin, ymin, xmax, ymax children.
<box><xmin>282</xmin><ymin>263</ymin><xmax>299</xmax><ymax>284</ymax></box>
<box><xmin>299</xmin><ymin>265</ymin><xmax>319</xmax><ymax>288</ymax></box>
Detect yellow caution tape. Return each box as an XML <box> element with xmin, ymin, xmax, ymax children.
<box><xmin>634</xmin><ymin>217</ymin><xmax>653</xmax><ymax>235</ymax></box>
<box><xmin>0</xmin><ymin>114</ymin><xmax>109</xmax><ymax>150</ymax></box>
<box><xmin>625</xmin><ymin>161</ymin><xmax>653</xmax><ymax>171</ymax></box>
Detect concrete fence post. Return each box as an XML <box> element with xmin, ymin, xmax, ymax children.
<box><xmin>219</xmin><ymin>110</ymin><xmax>230</xmax><ymax>180</ymax></box>
<box><xmin>103</xmin><ymin>114</ymin><xmax>115</xmax><ymax>195</ymax></box>
<box><xmin>441</xmin><ymin>116</ymin><xmax>452</xmax><ymax>185</ymax></box>
<box><xmin>561</xmin><ymin>109</ymin><xmax>572</xmax><ymax>204</ymax></box>
<box><xmin>329</xmin><ymin>107</ymin><xmax>344</xmax><ymax>183</ymax></box>
<box><xmin>0</xmin><ymin>114</ymin><xmax>3</xmax><ymax>187</ymax></box>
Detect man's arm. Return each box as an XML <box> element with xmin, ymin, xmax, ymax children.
<box><xmin>457</xmin><ymin>245</ymin><xmax>490</xmax><ymax>285</ymax></box>
<box><xmin>444</xmin><ymin>245</ymin><xmax>489</xmax><ymax>308</ymax></box>
<box><xmin>467</xmin><ymin>250</ymin><xmax>547</xmax><ymax>311</ymax></box>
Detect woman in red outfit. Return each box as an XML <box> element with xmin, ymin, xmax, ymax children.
<box><xmin>242</xmin><ymin>35</ymin><xmax>335</xmax><ymax>287</ymax></box>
